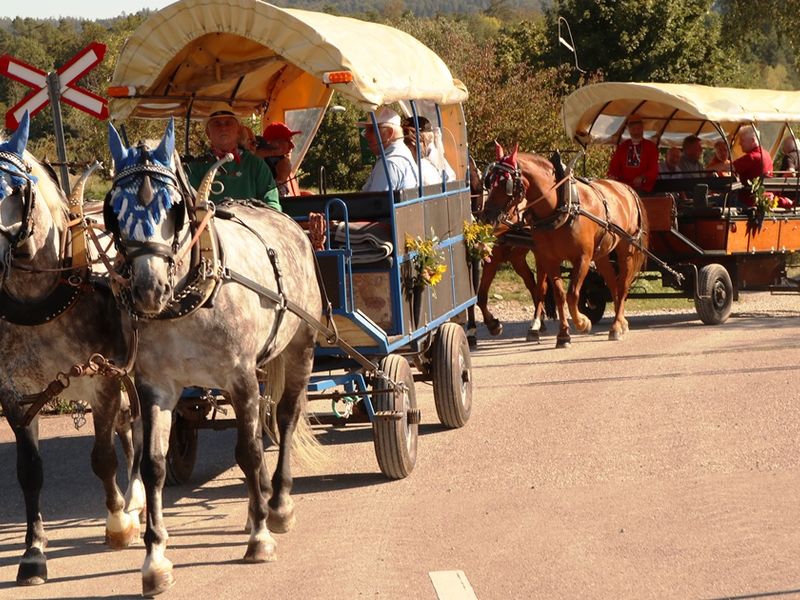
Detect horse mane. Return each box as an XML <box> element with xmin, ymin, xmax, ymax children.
<box><xmin>23</xmin><ymin>150</ymin><xmax>69</xmax><ymax>231</ymax></box>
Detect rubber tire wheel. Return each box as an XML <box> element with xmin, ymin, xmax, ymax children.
<box><xmin>165</xmin><ymin>414</ymin><xmax>198</xmax><ymax>486</ymax></box>
<box><xmin>372</xmin><ymin>354</ymin><xmax>418</xmax><ymax>480</ymax></box>
<box><xmin>432</xmin><ymin>323</ymin><xmax>472</xmax><ymax>428</ymax></box>
<box><xmin>579</xmin><ymin>271</ymin><xmax>608</xmax><ymax>325</ymax></box>
<box><xmin>694</xmin><ymin>263</ymin><xmax>733</xmax><ymax>325</ymax></box>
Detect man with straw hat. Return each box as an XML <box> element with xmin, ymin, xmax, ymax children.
<box><xmin>186</xmin><ymin>101</ymin><xmax>280</xmax><ymax>211</ymax></box>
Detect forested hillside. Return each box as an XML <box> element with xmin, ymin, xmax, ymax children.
<box><xmin>0</xmin><ymin>0</ymin><xmax>797</xmax><ymax>190</ymax></box>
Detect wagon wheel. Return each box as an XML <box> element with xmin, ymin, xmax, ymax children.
<box><xmin>371</xmin><ymin>354</ymin><xmax>418</xmax><ymax>479</ymax></box>
<box><xmin>694</xmin><ymin>263</ymin><xmax>733</xmax><ymax>325</ymax></box>
<box><xmin>431</xmin><ymin>322</ymin><xmax>472</xmax><ymax>428</ymax></box>
<box><xmin>579</xmin><ymin>270</ymin><xmax>607</xmax><ymax>325</ymax></box>
<box><xmin>165</xmin><ymin>413</ymin><xmax>198</xmax><ymax>486</ymax></box>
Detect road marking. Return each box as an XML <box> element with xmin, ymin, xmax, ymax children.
<box><xmin>429</xmin><ymin>570</ymin><xmax>478</xmax><ymax>600</ymax></box>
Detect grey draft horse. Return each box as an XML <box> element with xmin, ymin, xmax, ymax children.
<box><xmin>105</xmin><ymin>119</ymin><xmax>322</xmax><ymax>596</ymax></box>
<box><xmin>0</xmin><ymin>113</ymin><xmax>144</xmax><ymax>586</ymax></box>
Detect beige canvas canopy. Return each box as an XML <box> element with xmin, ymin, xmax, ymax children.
<box><xmin>562</xmin><ymin>82</ymin><xmax>800</xmax><ymax>156</ymax></box>
<box><xmin>108</xmin><ymin>0</ymin><xmax>468</xmax><ymax>122</ymax></box>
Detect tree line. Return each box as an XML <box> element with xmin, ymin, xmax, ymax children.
<box><xmin>0</xmin><ymin>0</ymin><xmax>797</xmax><ymax>192</ymax></box>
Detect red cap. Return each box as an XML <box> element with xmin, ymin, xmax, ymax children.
<box><xmin>262</xmin><ymin>122</ymin><xmax>302</xmax><ymax>141</ymax></box>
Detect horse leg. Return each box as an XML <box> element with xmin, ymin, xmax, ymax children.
<box><xmin>91</xmin><ymin>381</ymin><xmax>139</xmax><ymax>550</ymax></box>
<box><xmin>120</xmin><ymin>414</ymin><xmax>146</xmax><ymax>526</ymax></box>
<box><xmin>566</xmin><ymin>258</ymin><xmax>593</xmax><ymax>334</ymax></box>
<box><xmin>139</xmin><ymin>380</ymin><xmax>178</xmax><ymax>597</ymax></box>
<box><xmin>4</xmin><ymin>401</ymin><xmax>48</xmax><ymax>586</ymax></box>
<box><xmin>268</xmin><ymin>335</ymin><xmax>315</xmax><ymax>533</ymax></box>
<box><xmin>508</xmin><ymin>249</ymin><xmax>541</xmax><ymax>342</ymax></box>
<box><xmin>233</xmin><ymin>374</ymin><xmax>278</xmax><ymax>563</ymax></box>
<box><xmin>476</xmin><ymin>256</ymin><xmax>503</xmax><ymax>336</ymax></box>
<box><xmin>594</xmin><ymin>256</ymin><xmax>626</xmax><ymax>341</ymax></box>
<box><xmin>466</xmin><ymin>305</ymin><xmax>478</xmax><ymax>349</ymax></box>
<box><xmin>540</xmin><ymin>258</ymin><xmax>571</xmax><ymax>348</ymax></box>
<box><xmin>611</xmin><ymin>244</ymin><xmax>641</xmax><ymax>339</ymax></box>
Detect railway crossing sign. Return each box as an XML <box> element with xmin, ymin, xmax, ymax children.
<box><xmin>0</xmin><ymin>42</ymin><xmax>109</xmax><ymax>129</ymax></box>
<box><xmin>0</xmin><ymin>42</ymin><xmax>109</xmax><ymax>195</ymax></box>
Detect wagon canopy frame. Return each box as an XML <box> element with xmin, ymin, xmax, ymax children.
<box><xmin>108</xmin><ymin>0</ymin><xmax>468</xmax><ymax>122</ymax></box>
<box><xmin>562</xmin><ymin>82</ymin><xmax>800</xmax><ymax>157</ymax></box>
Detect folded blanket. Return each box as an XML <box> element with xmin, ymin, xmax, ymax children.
<box><xmin>333</xmin><ymin>221</ymin><xmax>393</xmax><ymax>264</ymax></box>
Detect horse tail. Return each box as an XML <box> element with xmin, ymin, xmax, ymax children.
<box><xmin>259</xmin><ymin>354</ymin><xmax>326</xmax><ymax>468</ymax></box>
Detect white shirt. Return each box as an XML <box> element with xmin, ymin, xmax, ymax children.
<box><xmin>362</xmin><ymin>139</ymin><xmax>419</xmax><ymax>192</ymax></box>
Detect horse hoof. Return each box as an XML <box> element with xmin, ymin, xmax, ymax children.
<box><xmin>106</xmin><ymin>522</ymin><xmax>140</xmax><ymax>549</ymax></box>
<box><xmin>244</xmin><ymin>538</ymin><xmax>277</xmax><ymax>563</ymax></box>
<box><xmin>487</xmin><ymin>320</ymin><xmax>503</xmax><ymax>336</ymax></box>
<box><xmin>608</xmin><ymin>330</ymin><xmax>624</xmax><ymax>341</ymax></box>
<box><xmin>17</xmin><ymin>547</ymin><xmax>47</xmax><ymax>586</ymax></box>
<box><xmin>525</xmin><ymin>329</ymin><xmax>540</xmax><ymax>343</ymax></box>
<box><xmin>142</xmin><ymin>567</ymin><xmax>175</xmax><ymax>597</ymax></box>
<box><xmin>467</xmin><ymin>335</ymin><xmax>478</xmax><ymax>350</ymax></box>
<box><xmin>268</xmin><ymin>509</ymin><xmax>296</xmax><ymax>534</ymax></box>
<box><xmin>555</xmin><ymin>337</ymin><xmax>571</xmax><ymax>349</ymax></box>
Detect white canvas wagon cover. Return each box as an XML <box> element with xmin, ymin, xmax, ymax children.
<box><xmin>108</xmin><ymin>0</ymin><xmax>468</xmax><ymax>121</ymax></box>
<box><xmin>562</xmin><ymin>82</ymin><xmax>800</xmax><ymax>155</ymax></box>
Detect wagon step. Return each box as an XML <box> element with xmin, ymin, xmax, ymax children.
<box><xmin>374</xmin><ymin>408</ymin><xmax>421</xmax><ymax>424</ymax></box>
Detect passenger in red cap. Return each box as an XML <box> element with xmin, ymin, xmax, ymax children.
<box><xmin>256</xmin><ymin>122</ymin><xmax>302</xmax><ymax>197</ymax></box>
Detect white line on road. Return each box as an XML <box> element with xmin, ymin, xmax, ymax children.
<box><xmin>429</xmin><ymin>570</ymin><xmax>479</xmax><ymax>600</ymax></box>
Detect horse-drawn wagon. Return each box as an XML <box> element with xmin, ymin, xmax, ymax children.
<box><xmin>562</xmin><ymin>82</ymin><xmax>800</xmax><ymax>324</ymax></box>
<box><xmin>107</xmin><ymin>0</ymin><xmax>477</xmax><ymax>482</ymax></box>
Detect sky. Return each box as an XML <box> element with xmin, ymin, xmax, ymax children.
<box><xmin>0</xmin><ymin>0</ymin><xmax>176</xmax><ymax>20</ymax></box>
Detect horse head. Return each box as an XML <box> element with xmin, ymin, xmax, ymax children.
<box><xmin>106</xmin><ymin>118</ymin><xmax>188</xmax><ymax>316</ymax></box>
<box><xmin>480</xmin><ymin>141</ymin><xmax>524</xmax><ymax>225</ymax></box>
<box><xmin>0</xmin><ymin>112</ymin><xmax>66</xmax><ymax>285</ymax></box>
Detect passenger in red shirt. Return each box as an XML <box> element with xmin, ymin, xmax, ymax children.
<box><xmin>607</xmin><ymin>113</ymin><xmax>659</xmax><ymax>192</ymax></box>
<box><xmin>732</xmin><ymin>125</ymin><xmax>773</xmax><ymax>207</ymax></box>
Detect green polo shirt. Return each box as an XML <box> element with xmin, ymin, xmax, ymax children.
<box><xmin>186</xmin><ymin>150</ymin><xmax>281</xmax><ymax>211</ymax></box>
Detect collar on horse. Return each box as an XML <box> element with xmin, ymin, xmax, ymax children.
<box><xmin>0</xmin><ymin>156</ymin><xmax>95</xmax><ymax>326</ymax></box>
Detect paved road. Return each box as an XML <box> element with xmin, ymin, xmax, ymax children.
<box><xmin>1</xmin><ymin>296</ymin><xmax>799</xmax><ymax>599</ymax></box>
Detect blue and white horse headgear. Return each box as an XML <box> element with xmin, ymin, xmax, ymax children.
<box><xmin>0</xmin><ymin>112</ymin><xmax>37</xmax><ymax>200</ymax></box>
<box><xmin>108</xmin><ymin>119</ymin><xmax>179</xmax><ymax>242</ymax></box>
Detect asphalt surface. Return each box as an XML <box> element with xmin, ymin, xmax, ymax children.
<box><xmin>1</xmin><ymin>294</ymin><xmax>799</xmax><ymax>600</ymax></box>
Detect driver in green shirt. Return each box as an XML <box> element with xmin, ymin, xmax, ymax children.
<box><xmin>186</xmin><ymin>102</ymin><xmax>281</xmax><ymax>211</ymax></box>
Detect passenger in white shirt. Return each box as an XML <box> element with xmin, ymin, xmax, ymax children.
<box><xmin>359</xmin><ymin>107</ymin><xmax>419</xmax><ymax>192</ymax></box>
<box><xmin>402</xmin><ymin>116</ymin><xmax>455</xmax><ymax>186</ymax></box>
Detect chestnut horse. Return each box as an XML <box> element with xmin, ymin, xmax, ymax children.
<box><xmin>482</xmin><ymin>144</ymin><xmax>648</xmax><ymax>347</ymax></box>
<box><xmin>465</xmin><ymin>155</ymin><xmax>554</xmax><ymax>346</ymax></box>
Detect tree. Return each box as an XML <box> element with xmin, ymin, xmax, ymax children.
<box><xmin>545</xmin><ymin>0</ymin><xmax>731</xmax><ymax>85</ymax></box>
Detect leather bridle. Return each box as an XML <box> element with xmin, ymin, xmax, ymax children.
<box><xmin>0</xmin><ymin>151</ymin><xmax>37</xmax><ymax>258</ymax></box>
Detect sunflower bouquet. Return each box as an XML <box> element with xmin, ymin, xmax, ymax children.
<box><xmin>405</xmin><ymin>231</ymin><xmax>447</xmax><ymax>292</ymax></box>
<box><xmin>463</xmin><ymin>220</ymin><xmax>496</xmax><ymax>262</ymax></box>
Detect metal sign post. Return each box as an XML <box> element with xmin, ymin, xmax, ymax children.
<box><xmin>46</xmin><ymin>72</ymin><xmax>71</xmax><ymax>196</ymax></box>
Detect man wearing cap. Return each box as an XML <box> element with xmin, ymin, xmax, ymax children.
<box><xmin>256</xmin><ymin>122</ymin><xmax>301</xmax><ymax>197</ymax></box>
<box><xmin>359</xmin><ymin>107</ymin><xmax>419</xmax><ymax>192</ymax></box>
<box><xmin>185</xmin><ymin>102</ymin><xmax>281</xmax><ymax>211</ymax></box>
<box><xmin>607</xmin><ymin>114</ymin><xmax>659</xmax><ymax>192</ymax></box>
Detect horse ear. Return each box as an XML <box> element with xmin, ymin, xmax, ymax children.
<box><xmin>509</xmin><ymin>143</ymin><xmax>519</xmax><ymax>166</ymax></box>
<box><xmin>153</xmin><ymin>117</ymin><xmax>175</xmax><ymax>165</ymax></box>
<box><xmin>108</xmin><ymin>122</ymin><xmax>129</xmax><ymax>167</ymax></box>
<box><xmin>1</xmin><ymin>111</ymin><xmax>30</xmax><ymax>157</ymax></box>
<box><xmin>494</xmin><ymin>140</ymin><xmax>504</xmax><ymax>160</ymax></box>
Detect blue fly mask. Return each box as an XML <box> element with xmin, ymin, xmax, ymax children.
<box><xmin>107</xmin><ymin>118</ymin><xmax>183</xmax><ymax>244</ymax></box>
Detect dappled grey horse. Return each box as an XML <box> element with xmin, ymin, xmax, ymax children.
<box><xmin>105</xmin><ymin>119</ymin><xmax>323</xmax><ymax>596</ymax></box>
<box><xmin>0</xmin><ymin>113</ymin><xmax>144</xmax><ymax>586</ymax></box>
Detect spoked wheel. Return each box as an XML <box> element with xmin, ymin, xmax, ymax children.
<box><xmin>694</xmin><ymin>263</ymin><xmax>733</xmax><ymax>325</ymax></box>
<box><xmin>431</xmin><ymin>323</ymin><xmax>472</xmax><ymax>428</ymax></box>
<box><xmin>165</xmin><ymin>413</ymin><xmax>198</xmax><ymax>486</ymax></box>
<box><xmin>579</xmin><ymin>270</ymin><xmax>608</xmax><ymax>325</ymax></box>
<box><xmin>371</xmin><ymin>354</ymin><xmax>418</xmax><ymax>479</ymax></box>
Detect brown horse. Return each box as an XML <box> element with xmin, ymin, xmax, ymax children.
<box><xmin>482</xmin><ymin>143</ymin><xmax>648</xmax><ymax>348</ymax></box>
<box><xmin>466</xmin><ymin>155</ymin><xmax>553</xmax><ymax>345</ymax></box>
